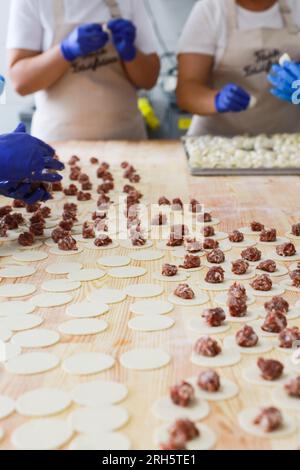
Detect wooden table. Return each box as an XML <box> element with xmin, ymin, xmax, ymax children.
<box><xmin>0</xmin><ymin>140</ymin><xmax>300</xmax><ymax>451</ymax></box>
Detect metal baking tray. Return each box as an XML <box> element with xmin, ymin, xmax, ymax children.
<box><xmin>182</xmin><ymin>138</ymin><xmax>300</xmax><ymax>177</ymax></box>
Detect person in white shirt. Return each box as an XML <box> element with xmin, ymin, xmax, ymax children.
<box><xmin>7</xmin><ymin>0</ymin><xmax>160</xmax><ymax>142</ymax></box>
<box><xmin>177</xmin><ymin>0</ymin><xmax>300</xmax><ymax>136</ymax></box>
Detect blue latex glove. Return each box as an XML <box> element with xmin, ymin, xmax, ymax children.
<box><xmin>0</xmin><ymin>76</ymin><xmax>5</xmax><ymax>97</ymax></box>
<box><xmin>268</xmin><ymin>62</ymin><xmax>300</xmax><ymax>103</ymax></box>
<box><xmin>215</xmin><ymin>83</ymin><xmax>250</xmax><ymax>113</ymax></box>
<box><xmin>108</xmin><ymin>19</ymin><xmax>137</xmax><ymax>62</ymax></box>
<box><xmin>61</xmin><ymin>24</ymin><xmax>109</xmax><ymax>62</ymax></box>
<box><xmin>0</xmin><ymin>123</ymin><xmax>64</xmax><ymax>183</ymax></box>
<box><xmin>0</xmin><ymin>181</ymin><xmax>51</xmax><ymax>204</ymax></box>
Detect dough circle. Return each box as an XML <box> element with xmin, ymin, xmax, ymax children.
<box><xmin>0</xmin><ymin>395</ymin><xmax>15</xmax><ymax>419</ymax></box>
<box><xmin>152</xmin><ymin>396</ymin><xmax>210</xmax><ymax>422</ymax></box>
<box><xmin>280</xmin><ymin>279</ymin><xmax>300</xmax><ymax>293</ymax></box>
<box><xmin>168</xmin><ymin>292</ymin><xmax>209</xmax><ymax>307</ymax></box>
<box><xmin>223</xmin><ymin>335</ymin><xmax>273</xmax><ymax>355</ymax></box>
<box><xmin>97</xmin><ymin>255</ymin><xmax>131</xmax><ymax>267</ymax></box>
<box><xmin>130</xmin><ymin>300</ymin><xmax>174</xmax><ymax>316</ymax></box>
<box><xmin>272</xmin><ymin>385</ymin><xmax>300</xmax><ymax>411</ymax></box>
<box><xmin>58</xmin><ymin>319</ymin><xmax>108</xmax><ymax>336</ymax></box>
<box><xmin>88</xmin><ymin>288</ymin><xmax>126</xmax><ymax>304</ymax></box>
<box><xmin>69</xmin><ymin>433</ymin><xmax>131</xmax><ymax>451</ymax></box>
<box><xmin>188</xmin><ymin>376</ymin><xmax>239</xmax><ymax>402</ymax></box>
<box><xmin>0</xmin><ymin>283</ymin><xmax>36</xmax><ymax>298</ymax></box>
<box><xmin>152</xmin><ymin>272</ymin><xmax>189</xmax><ymax>283</ymax></box>
<box><xmin>0</xmin><ymin>342</ymin><xmax>21</xmax><ymax>361</ymax></box>
<box><xmin>66</xmin><ymin>301</ymin><xmax>109</xmax><ymax>318</ymax></box>
<box><xmin>191</xmin><ymin>348</ymin><xmax>241</xmax><ymax>368</ymax></box>
<box><xmin>238</xmin><ymin>407</ymin><xmax>296</xmax><ymax>438</ymax></box>
<box><xmin>125</xmin><ymin>284</ymin><xmax>164</xmax><ymax>299</ymax></box>
<box><xmin>128</xmin><ymin>315</ymin><xmax>175</xmax><ymax>332</ymax></box>
<box><xmin>247</xmin><ymin>285</ymin><xmax>285</xmax><ymax>297</ymax></box>
<box><xmin>12</xmin><ymin>251</ymin><xmax>48</xmax><ymax>262</ymax></box>
<box><xmin>49</xmin><ymin>246</ymin><xmax>84</xmax><ymax>256</ymax></box>
<box><xmin>16</xmin><ymin>388</ymin><xmax>71</xmax><ymax>417</ymax></box>
<box><xmin>130</xmin><ymin>250</ymin><xmax>164</xmax><ymax>262</ymax></box>
<box><xmin>255</xmin><ymin>264</ymin><xmax>288</xmax><ymax>278</ymax></box>
<box><xmin>31</xmin><ymin>293</ymin><xmax>73</xmax><ymax>308</ymax></box>
<box><xmin>12</xmin><ymin>418</ymin><xmax>73</xmax><ymax>450</ymax></box>
<box><xmin>154</xmin><ymin>423</ymin><xmax>216</xmax><ymax>451</ymax></box>
<box><xmin>62</xmin><ymin>353</ymin><xmax>115</xmax><ymax>376</ymax></box>
<box><xmin>12</xmin><ymin>329</ymin><xmax>60</xmax><ymax>348</ymax></box>
<box><xmin>71</xmin><ymin>380</ymin><xmax>128</xmax><ymax>407</ymax></box>
<box><xmin>41</xmin><ymin>280</ymin><xmax>81</xmax><ymax>293</ymax></box>
<box><xmin>0</xmin><ymin>266</ymin><xmax>36</xmax><ymax>279</ymax></box>
<box><xmin>108</xmin><ymin>267</ymin><xmax>147</xmax><ymax>279</ymax></box>
<box><xmin>6</xmin><ymin>352</ymin><xmax>60</xmax><ymax>375</ymax></box>
<box><xmin>215</xmin><ymin>292</ymin><xmax>256</xmax><ymax>307</ymax></box>
<box><xmin>198</xmin><ymin>279</ymin><xmax>233</xmax><ymax>292</ymax></box>
<box><xmin>120</xmin><ymin>348</ymin><xmax>171</xmax><ymax>371</ymax></box>
<box><xmin>188</xmin><ymin>318</ymin><xmax>230</xmax><ymax>335</ymax></box>
<box><xmin>225</xmin><ymin>308</ymin><xmax>259</xmax><ymax>324</ymax></box>
<box><xmin>68</xmin><ymin>269</ymin><xmax>106</xmax><ymax>282</ymax></box>
<box><xmin>46</xmin><ymin>262</ymin><xmax>83</xmax><ymax>275</ymax></box>
<box><xmin>257</xmin><ymin>236</ymin><xmax>289</xmax><ymax>247</ymax></box>
<box><xmin>0</xmin><ymin>300</ymin><xmax>35</xmax><ymax>316</ymax></box>
<box><xmin>120</xmin><ymin>240</ymin><xmax>153</xmax><ymax>250</ymax></box>
<box><xmin>0</xmin><ymin>326</ymin><xmax>12</xmax><ymax>342</ymax></box>
<box><xmin>3</xmin><ymin>314</ymin><xmax>43</xmax><ymax>332</ymax></box>
<box><xmin>242</xmin><ymin>366</ymin><xmax>290</xmax><ymax>387</ymax></box>
<box><xmin>272</xmin><ymin>252</ymin><xmax>300</xmax><ymax>262</ymax></box>
<box><xmin>69</xmin><ymin>405</ymin><xmax>129</xmax><ymax>434</ymax></box>
<box><xmin>85</xmin><ymin>240</ymin><xmax>119</xmax><ymax>251</ymax></box>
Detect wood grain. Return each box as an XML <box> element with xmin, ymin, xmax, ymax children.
<box><xmin>0</xmin><ymin>140</ymin><xmax>300</xmax><ymax>450</ymax></box>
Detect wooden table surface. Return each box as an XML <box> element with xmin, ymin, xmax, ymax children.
<box><xmin>1</xmin><ymin>140</ymin><xmax>300</xmax><ymax>451</ymax></box>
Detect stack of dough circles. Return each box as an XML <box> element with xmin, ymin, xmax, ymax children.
<box><xmin>88</xmin><ymin>288</ymin><xmax>127</xmax><ymax>304</ymax></box>
<box><xmin>71</xmin><ymin>380</ymin><xmax>128</xmax><ymax>407</ymax></box>
<box><xmin>0</xmin><ymin>300</ymin><xmax>35</xmax><ymax>316</ymax></box>
<box><xmin>125</xmin><ymin>284</ymin><xmax>164</xmax><ymax>299</ymax></box>
<box><xmin>0</xmin><ymin>266</ymin><xmax>36</xmax><ymax>279</ymax></box>
<box><xmin>154</xmin><ymin>423</ymin><xmax>216</xmax><ymax>450</ymax></box>
<box><xmin>16</xmin><ymin>388</ymin><xmax>71</xmax><ymax>417</ymax></box>
<box><xmin>152</xmin><ymin>395</ymin><xmax>210</xmax><ymax>422</ymax></box>
<box><xmin>238</xmin><ymin>407</ymin><xmax>296</xmax><ymax>438</ymax></box>
<box><xmin>12</xmin><ymin>329</ymin><xmax>60</xmax><ymax>349</ymax></box>
<box><xmin>97</xmin><ymin>255</ymin><xmax>131</xmax><ymax>267</ymax></box>
<box><xmin>0</xmin><ymin>395</ymin><xmax>15</xmax><ymax>419</ymax></box>
<box><xmin>69</xmin><ymin>433</ymin><xmax>131</xmax><ymax>451</ymax></box>
<box><xmin>69</xmin><ymin>405</ymin><xmax>129</xmax><ymax>434</ymax></box>
<box><xmin>62</xmin><ymin>352</ymin><xmax>115</xmax><ymax>376</ymax></box>
<box><xmin>108</xmin><ymin>266</ymin><xmax>147</xmax><ymax>279</ymax></box>
<box><xmin>6</xmin><ymin>352</ymin><xmax>60</xmax><ymax>375</ymax></box>
<box><xmin>31</xmin><ymin>293</ymin><xmax>73</xmax><ymax>308</ymax></box>
<box><xmin>58</xmin><ymin>319</ymin><xmax>108</xmax><ymax>336</ymax></box>
<box><xmin>12</xmin><ymin>419</ymin><xmax>73</xmax><ymax>450</ymax></box>
<box><xmin>12</xmin><ymin>251</ymin><xmax>48</xmax><ymax>262</ymax></box>
<box><xmin>128</xmin><ymin>315</ymin><xmax>175</xmax><ymax>332</ymax></box>
<box><xmin>45</xmin><ymin>262</ymin><xmax>83</xmax><ymax>275</ymax></box>
<box><xmin>66</xmin><ymin>301</ymin><xmax>109</xmax><ymax>318</ymax></box>
<box><xmin>130</xmin><ymin>300</ymin><xmax>174</xmax><ymax>316</ymax></box>
<box><xmin>0</xmin><ymin>284</ymin><xmax>36</xmax><ymax>298</ymax></box>
<box><xmin>41</xmin><ymin>280</ymin><xmax>81</xmax><ymax>293</ymax></box>
<box><xmin>67</xmin><ymin>269</ymin><xmax>106</xmax><ymax>282</ymax></box>
<box><xmin>120</xmin><ymin>348</ymin><xmax>171</xmax><ymax>371</ymax></box>
<box><xmin>187</xmin><ymin>376</ymin><xmax>239</xmax><ymax>402</ymax></box>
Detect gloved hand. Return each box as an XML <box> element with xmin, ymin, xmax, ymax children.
<box><xmin>268</xmin><ymin>62</ymin><xmax>300</xmax><ymax>103</ymax></box>
<box><xmin>61</xmin><ymin>24</ymin><xmax>109</xmax><ymax>62</ymax></box>
<box><xmin>0</xmin><ymin>76</ymin><xmax>5</xmax><ymax>97</ymax></box>
<box><xmin>0</xmin><ymin>181</ymin><xmax>52</xmax><ymax>204</ymax></box>
<box><xmin>215</xmin><ymin>83</ymin><xmax>250</xmax><ymax>113</ymax></box>
<box><xmin>0</xmin><ymin>123</ymin><xmax>64</xmax><ymax>183</ymax></box>
<box><xmin>108</xmin><ymin>19</ymin><xmax>137</xmax><ymax>62</ymax></box>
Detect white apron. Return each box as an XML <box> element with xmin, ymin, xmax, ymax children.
<box><xmin>31</xmin><ymin>0</ymin><xmax>147</xmax><ymax>142</ymax></box>
<box><xmin>188</xmin><ymin>0</ymin><xmax>300</xmax><ymax>137</ymax></box>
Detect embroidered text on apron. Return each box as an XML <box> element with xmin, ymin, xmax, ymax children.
<box><xmin>31</xmin><ymin>0</ymin><xmax>147</xmax><ymax>142</ymax></box>
<box><xmin>188</xmin><ymin>0</ymin><xmax>300</xmax><ymax>137</ymax></box>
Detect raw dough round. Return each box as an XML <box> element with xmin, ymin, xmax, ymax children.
<box><xmin>0</xmin><ymin>395</ymin><xmax>15</xmax><ymax>419</ymax></box>
<box><xmin>280</xmin><ymin>279</ymin><xmax>300</xmax><ymax>293</ymax></box>
<box><xmin>69</xmin><ymin>433</ymin><xmax>131</xmax><ymax>451</ymax></box>
<box><xmin>0</xmin><ymin>300</ymin><xmax>35</xmax><ymax>316</ymax></box>
<box><xmin>130</xmin><ymin>300</ymin><xmax>174</xmax><ymax>316</ymax></box>
<box><xmin>62</xmin><ymin>353</ymin><xmax>115</xmax><ymax>376</ymax></box>
<box><xmin>31</xmin><ymin>293</ymin><xmax>73</xmax><ymax>308</ymax></box>
<box><xmin>0</xmin><ymin>283</ymin><xmax>36</xmax><ymax>298</ymax></box>
<box><xmin>191</xmin><ymin>348</ymin><xmax>241</xmax><ymax>368</ymax></box>
<box><xmin>71</xmin><ymin>380</ymin><xmax>128</xmax><ymax>407</ymax></box>
<box><xmin>49</xmin><ymin>246</ymin><xmax>83</xmax><ymax>256</ymax></box>
<box><xmin>229</xmin><ymin>239</ymin><xmax>257</xmax><ymax>249</ymax></box>
<box><xmin>154</xmin><ymin>423</ymin><xmax>216</xmax><ymax>451</ymax></box>
<box><xmin>12</xmin><ymin>251</ymin><xmax>48</xmax><ymax>262</ymax></box>
<box><xmin>120</xmin><ymin>348</ymin><xmax>171</xmax><ymax>371</ymax></box>
<box><xmin>0</xmin><ymin>266</ymin><xmax>36</xmax><ymax>279</ymax></box>
<box><xmin>12</xmin><ymin>418</ymin><xmax>73</xmax><ymax>450</ymax></box>
<box><xmin>120</xmin><ymin>240</ymin><xmax>153</xmax><ymax>250</ymax></box>
<box><xmin>130</xmin><ymin>250</ymin><xmax>164</xmax><ymax>262</ymax></box>
<box><xmin>85</xmin><ymin>240</ymin><xmax>119</xmax><ymax>251</ymax></box>
<box><xmin>225</xmin><ymin>268</ymin><xmax>256</xmax><ymax>281</ymax></box>
<box><xmin>239</xmin><ymin>226</ymin><xmax>262</xmax><ymax>236</ymax></box>
<box><xmin>257</xmin><ymin>306</ymin><xmax>299</xmax><ymax>321</ymax></box>
<box><xmin>250</xmin><ymin>320</ymin><xmax>282</xmax><ymax>338</ymax></box>
<box><xmin>168</xmin><ymin>291</ymin><xmax>209</xmax><ymax>307</ymax></box>
<box><xmin>285</xmin><ymin>231</ymin><xmax>300</xmax><ymax>241</ymax></box>
<box><xmin>58</xmin><ymin>319</ymin><xmax>108</xmax><ymax>336</ymax></box>
<box><xmin>66</xmin><ymin>301</ymin><xmax>109</xmax><ymax>318</ymax></box>
<box><xmin>247</xmin><ymin>285</ymin><xmax>285</xmax><ymax>297</ymax></box>
<box><xmin>272</xmin><ymin>385</ymin><xmax>300</xmax><ymax>411</ymax></box>
<box><xmin>257</xmin><ymin>237</ymin><xmax>289</xmax><ymax>247</ymax></box>
<box><xmin>108</xmin><ymin>267</ymin><xmax>147</xmax><ymax>279</ymax></box>
<box><xmin>41</xmin><ymin>280</ymin><xmax>81</xmax><ymax>293</ymax></box>
<box><xmin>3</xmin><ymin>314</ymin><xmax>43</xmax><ymax>332</ymax></box>
<box><xmin>0</xmin><ymin>232</ymin><xmax>18</xmax><ymax>242</ymax></box>
<box><xmin>272</xmin><ymin>252</ymin><xmax>300</xmax><ymax>262</ymax></box>
<box><xmin>215</xmin><ymin>292</ymin><xmax>256</xmax><ymax>307</ymax></box>
<box><xmin>223</xmin><ymin>335</ymin><xmax>273</xmax><ymax>355</ymax></box>
<box><xmin>225</xmin><ymin>308</ymin><xmax>259</xmax><ymax>323</ymax></box>
<box><xmin>6</xmin><ymin>352</ymin><xmax>60</xmax><ymax>375</ymax></box>
<box><xmin>188</xmin><ymin>376</ymin><xmax>239</xmax><ymax>402</ymax></box>
<box><xmin>255</xmin><ymin>264</ymin><xmax>288</xmax><ymax>278</ymax></box>
<box><xmin>152</xmin><ymin>396</ymin><xmax>210</xmax><ymax>422</ymax></box>
<box><xmin>0</xmin><ymin>246</ymin><xmax>15</xmax><ymax>257</ymax></box>
<box><xmin>198</xmin><ymin>279</ymin><xmax>233</xmax><ymax>292</ymax></box>
<box><xmin>0</xmin><ymin>326</ymin><xmax>12</xmax><ymax>342</ymax></box>
<box><xmin>128</xmin><ymin>315</ymin><xmax>175</xmax><ymax>332</ymax></box>
<box><xmin>68</xmin><ymin>269</ymin><xmax>106</xmax><ymax>282</ymax></box>
<box><xmin>0</xmin><ymin>342</ymin><xmax>21</xmax><ymax>361</ymax></box>
<box><xmin>16</xmin><ymin>388</ymin><xmax>71</xmax><ymax>417</ymax></box>
<box><xmin>152</xmin><ymin>272</ymin><xmax>189</xmax><ymax>283</ymax></box>
<box><xmin>97</xmin><ymin>255</ymin><xmax>131</xmax><ymax>268</ymax></box>
<box><xmin>188</xmin><ymin>318</ymin><xmax>230</xmax><ymax>335</ymax></box>
<box><xmin>69</xmin><ymin>405</ymin><xmax>129</xmax><ymax>434</ymax></box>
<box><xmin>238</xmin><ymin>407</ymin><xmax>296</xmax><ymax>438</ymax></box>
<box><xmin>45</xmin><ymin>262</ymin><xmax>83</xmax><ymax>275</ymax></box>
<box><xmin>125</xmin><ymin>284</ymin><xmax>164</xmax><ymax>299</ymax></box>
<box><xmin>88</xmin><ymin>288</ymin><xmax>126</xmax><ymax>304</ymax></box>
<box><xmin>12</xmin><ymin>329</ymin><xmax>60</xmax><ymax>348</ymax></box>
<box><xmin>242</xmin><ymin>366</ymin><xmax>290</xmax><ymax>387</ymax></box>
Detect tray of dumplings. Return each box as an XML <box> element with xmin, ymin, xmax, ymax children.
<box><xmin>183</xmin><ymin>134</ymin><xmax>300</xmax><ymax>176</ymax></box>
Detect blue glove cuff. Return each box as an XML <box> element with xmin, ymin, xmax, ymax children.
<box><xmin>215</xmin><ymin>92</ymin><xmax>226</xmax><ymax>113</ymax></box>
<box><xmin>122</xmin><ymin>46</ymin><xmax>137</xmax><ymax>62</ymax></box>
<box><xmin>60</xmin><ymin>41</ymin><xmax>75</xmax><ymax>62</ymax></box>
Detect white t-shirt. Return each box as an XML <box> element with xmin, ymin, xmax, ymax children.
<box><xmin>6</xmin><ymin>0</ymin><xmax>157</xmax><ymax>54</ymax></box>
<box><xmin>178</xmin><ymin>0</ymin><xmax>300</xmax><ymax>68</ymax></box>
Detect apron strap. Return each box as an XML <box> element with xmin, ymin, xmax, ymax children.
<box><xmin>278</xmin><ymin>0</ymin><xmax>299</xmax><ymax>34</ymax></box>
<box><xmin>104</xmin><ymin>0</ymin><xmax>122</xmax><ymax>19</ymax></box>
